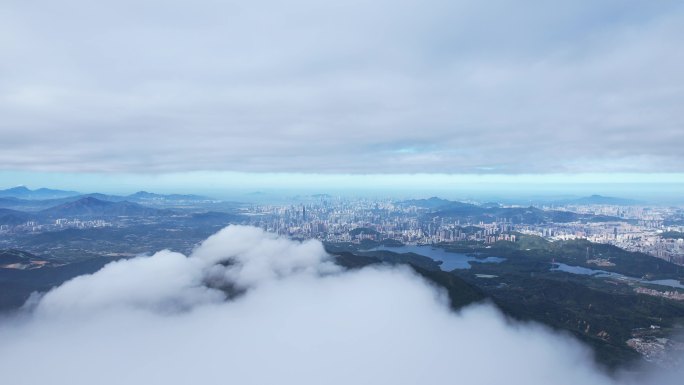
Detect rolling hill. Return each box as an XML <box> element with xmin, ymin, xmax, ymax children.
<box><xmin>0</xmin><ymin>208</ymin><xmax>31</xmax><ymax>225</ymax></box>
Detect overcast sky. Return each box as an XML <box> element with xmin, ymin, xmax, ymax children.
<box><xmin>1</xmin><ymin>1</ymin><xmax>683</xmax><ymax>182</ymax></box>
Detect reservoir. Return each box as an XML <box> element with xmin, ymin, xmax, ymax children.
<box><xmin>365</xmin><ymin>245</ymin><xmax>505</xmax><ymax>271</ymax></box>
<box><xmin>551</xmin><ymin>263</ymin><xmax>684</xmax><ymax>289</ymax></box>
<box><xmin>551</xmin><ymin>263</ymin><xmax>622</xmax><ymax>278</ymax></box>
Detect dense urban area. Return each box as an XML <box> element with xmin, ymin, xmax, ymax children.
<box><xmin>241</xmin><ymin>198</ymin><xmax>684</xmax><ymax>265</ymax></box>
<box><xmin>3</xmin><ymin>191</ymin><xmax>682</xmax><ymax>265</ymax></box>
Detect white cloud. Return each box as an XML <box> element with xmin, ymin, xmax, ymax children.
<box><xmin>0</xmin><ymin>225</ymin><xmax>681</xmax><ymax>384</ymax></box>
<box><xmin>33</xmin><ymin>250</ymin><xmax>222</xmax><ymax>317</ymax></box>
<box><xmin>192</xmin><ymin>225</ymin><xmax>339</xmax><ymax>289</ymax></box>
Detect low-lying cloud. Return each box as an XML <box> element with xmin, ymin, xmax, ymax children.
<box><xmin>0</xmin><ymin>226</ymin><xmax>680</xmax><ymax>384</ymax></box>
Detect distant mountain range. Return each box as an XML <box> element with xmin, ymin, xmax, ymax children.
<box><xmin>0</xmin><ymin>186</ymin><xmax>80</xmax><ymax>200</ymax></box>
<box><xmin>399</xmin><ymin>197</ymin><xmax>476</xmax><ymax>209</ymax></box>
<box><xmin>401</xmin><ymin>195</ymin><xmax>640</xmax><ymax>209</ymax></box>
<box><xmin>0</xmin><ymin>187</ymin><xmax>250</xmax><ymax>226</ymax></box>
<box><xmin>40</xmin><ymin>197</ymin><xmax>169</xmax><ymax>218</ymax></box>
<box><xmin>552</xmin><ymin>195</ymin><xmax>641</xmax><ymax>206</ymax></box>
<box><xmin>127</xmin><ymin>191</ymin><xmax>210</xmax><ymax>201</ymax></box>
<box><xmin>399</xmin><ymin>196</ymin><xmax>625</xmax><ymax>224</ymax></box>
<box><xmin>0</xmin><ymin>187</ymin><xmax>215</xmax><ymax>212</ymax></box>
<box><xmin>0</xmin><ymin>197</ymin><xmax>173</xmax><ymax>225</ymax></box>
<box><xmin>0</xmin><ymin>187</ymin><xmax>210</xmax><ymax>202</ymax></box>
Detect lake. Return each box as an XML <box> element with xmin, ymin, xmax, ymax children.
<box><xmin>365</xmin><ymin>245</ymin><xmax>505</xmax><ymax>271</ymax></box>
<box><xmin>551</xmin><ymin>263</ymin><xmax>684</xmax><ymax>289</ymax></box>
<box><xmin>551</xmin><ymin>263</ymin><xmax>622</xmax><ymax>278</ymax></box>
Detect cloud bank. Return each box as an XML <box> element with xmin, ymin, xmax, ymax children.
<box><xmin>1</xmin><ymin>0</ymin><xmax>683</xmax><ymax>174</ymax></box>
<box><xmin>1</xmin><ymin>225</ymin><xmax>681</xmax><ymax>384</ymax></box>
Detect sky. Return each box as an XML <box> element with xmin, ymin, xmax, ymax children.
<box><xmin>1</xmin><ymin>226</ymin><xmax>681</xmax><ymax>384</ymax></box>
<box><xmin>1</xmin><ymin>0</ymin><xmax>683</xmax><ymax>191</ymax></box>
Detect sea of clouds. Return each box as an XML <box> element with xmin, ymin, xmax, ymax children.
<box><xmin>0</xmin><ymin>226</ymin><xmax>680</xmax><ymax>384</ymax></box>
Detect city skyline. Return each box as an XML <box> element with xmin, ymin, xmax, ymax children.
<box><xmin>2</xmin><ymin>171</ymin><xmax>684</xmax><ymax>201</ymax></box>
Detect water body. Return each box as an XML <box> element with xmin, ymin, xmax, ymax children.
<box><xmin>551</xmin><ymin>263</ymin><xmax>684</xmax><ymax>289</ymax></box>
<box><xmin>646</xmin><ymin>279</ymin><xmax>684</xmax><ymax>289</ymax></box>
<box><xmin>366</xmin><ymin>245</ymin><xmax>505</xmax><ymax>271</ymax></box>
<box><xmin>551</xmin><ymin>263</ymin><xmax>622</xmax><ymax>278</ymax></box>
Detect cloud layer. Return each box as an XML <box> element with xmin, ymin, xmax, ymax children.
<box><xmin>1</xmin><ymin>225</ymin><xmax>681</xmax><ymax>384</ymax></box>
<box><xmin>1</xmin><ymin>0</ymin><xmax>683</xmax><ymax>173</ymax></box>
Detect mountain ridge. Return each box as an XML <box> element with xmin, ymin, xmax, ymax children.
<box><xmin>39</xmin><ymin>197</ymin><xmax>170</xmax><ymax>218</ymax></box>
<box><xmin>0</xmin><ymin>186</ymin><xmax>81</xmax><ymax>200</ymax></box>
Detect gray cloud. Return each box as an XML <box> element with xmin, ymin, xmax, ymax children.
<box><xmin>0</xmin><ymin>1</ymin><xmax>683</xmax><ymax>173</ymax></box>
<box><xmin>0</xmin><ymin>225</ymin><xmax>682</xmax><ymax>384</ymax></box>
